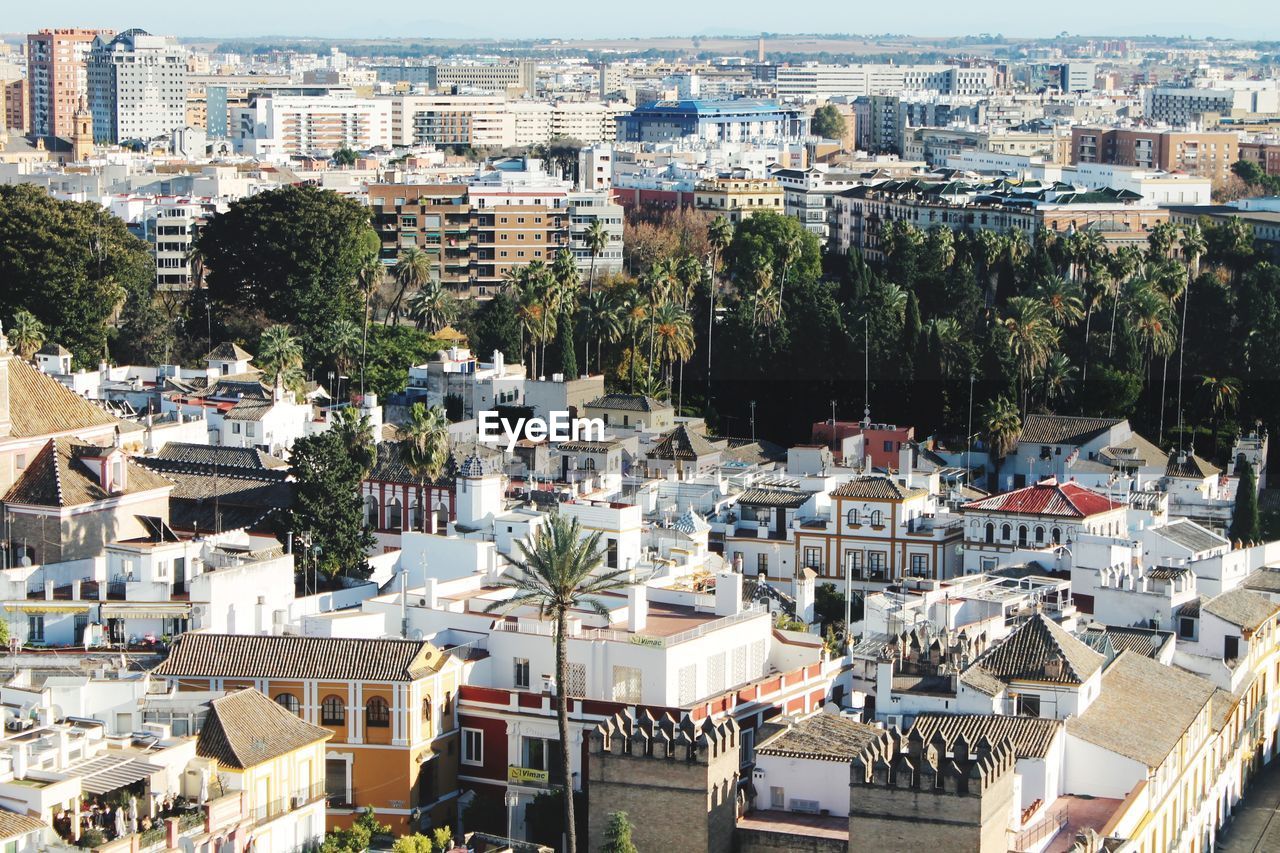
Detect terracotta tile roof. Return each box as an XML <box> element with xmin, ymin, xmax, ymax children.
<box><xmin>223</xmin><ymin>400</ymin><xmax>275</xmax><ymax>422</ymax></box>
<box><xmin>1067</xmin><ymin>651</ymin><xmax>1216</xmax><ymax>768</ymax></box>
<box><xmin>3</xmin><ymin>356</ymin><xmax>118</xmax><ymax>438</ymax></box>
<box><xmin>976</xmin><ymin>613</ymin><xmax>1104</xmax><ymax>685</ymax></box>
<box><xmin>958</xmin><ymin>664</ymin><xmax>1005</xmax><ymax>697</ymax></box>
<box><xmin>1202</xmin><ymin>588</ymin><xmax>1280</xmax><ymax>633</ymax></box>
<box><xmin>197</xmin><ymin>688</ymin><xmax>330</xmax><ymax>769</ymax></box>
<box><xmin>154</xmin><ymin>633</ymin><xmax>446</xmax><ymax>682</ymax></box>
<box><xmin>738</xmin><ymin>486</ymin><xmax>812</xmax><ymax>509</ymax></box>
<box><xmin>756</xmin><ymin>713</ymin><xmax>884</xmax><ymax>762</ymax></box>
<box><xmin>3</xmin><ymin>439</ymin><xmax>173</xmax><ymax>508</ymax></box>
<box><xmin>0</xmin><ymin>810</ymin><xmax>47</xmax><ymax>839</ymax></box>
<box><xmin>585</xmin><ymin>393</ymin><xmax>670</xmax><ymax>413</ymax></box>
<box><xmin>204</xmin><ymin>342</ymin><xmax>254</xmax><ymax>361</ymax></box>
<box><xmin>831</xmin><ymin>476</ymin><xmax>928</xmax><ymax>500</ymax></box>
<box><xmin>149</xmin><ymin>442</ymin><xmax>289</xmax><ymax>472</ymax></box>
<box><xmin>963</xmin><ymin>479</ymin><xmax>1120</xmax><ymax>518</ymax></box>
<box><xmin>1018</xmin><ymin>414</ymin><xmax>1123</xmax><ymax>446</ymax></box>
<box><xmin>1166</xmin><ymin>452</ymin><xmax>1221</xmax><ymax>479</ymax></box>
<box><xmin>910</xmin><ymin>713</ymin><xmax>1062</xmax><ymax>759</ymax></box>
<box><xmin>1098</xmin><ymin>432</ymin><xmax>1168</xmax><ymax>469</ymax></box>
<box><xmin>648</xmin><ymin>425</ymin><xmax>721</xmax><ymax>461</ymax></box>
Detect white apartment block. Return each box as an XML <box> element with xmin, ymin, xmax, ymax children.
<box><xmin>392</xmin><ymin>95</ymin><xmax>628</xmax><ymax>149</ymax></box>
<box><xmin>775</xmin><ymin>63</ymin><xmax>996</xmax><ymax>101</ymax></box>
<box><xmin>233</xmin><ymin>93</ymin><xmax>393</xmax><ymax>157</ymax></box>
<box><xmin>87</xmin><ymin>29</ymin><xmax>187</xmax><ymax>144</ymax></box>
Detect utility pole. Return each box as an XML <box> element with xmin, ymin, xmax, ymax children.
<box><xmin>966</xmin><ymin>373</ymin><xmax>975</xmax><ymax>485</ymax></box>
<box><xmin>749</xmin><ymin>400</ymin><xmax>757</xmax><ymax>443</ymax></box>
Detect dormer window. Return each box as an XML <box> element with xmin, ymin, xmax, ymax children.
<box><xmin>110</xmin><ymin>458</ymin><xmax>124</xmax><ymax>493</ymax></box>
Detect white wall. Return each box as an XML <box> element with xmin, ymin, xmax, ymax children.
<box><xmin>1063</xmin><ymin>733</ymin><xmax>1147</xmax><ymax>799</ymax></box>
<box><xmin>754</xmin><ymin>754</ymin><xmax>849</xmax><ymax>815</ymax></box>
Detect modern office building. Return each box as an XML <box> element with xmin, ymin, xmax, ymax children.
<box><xmin>87</xmin><ymin>29</ymin><xmax>187</xmax><ymax>144</ymax></box>
<box><xmin>27</xmin><ymin>28</ymin><xmax>113</xmax><ymax>138</ymax></box>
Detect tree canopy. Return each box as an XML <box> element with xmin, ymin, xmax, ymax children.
<box><xmin>811</xmin><ymin>104</ymin><xmax>848</xmax><ymax>140</ymax></box>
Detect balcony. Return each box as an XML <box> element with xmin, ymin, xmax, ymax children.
<box><xmin>253</xmin><ymin>782</ymin><xmax>327</xmax><ymax>823</ymax></box>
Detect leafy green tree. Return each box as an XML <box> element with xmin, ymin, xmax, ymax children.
<box><xmin>810</xmin><ymin>104</ymin><xmax>847</xmax><ymax>140</ymax></box>
<box><xmin>391</xmin><ymin>834</ymin><xmax>432</xmax><ymax>853</ymax></box>
<box><xmin>333</xmin><ymin>146</ymin><xmax>358</xmax><ymax>167</ymax></box>
<box><xmin>363</xmin><ymin>326</ymin><xmax>445</xmax><ymax>401</ymax></box>
<box><xmin>320</xmin><ymin>807</ymin><xmax>390</xmax><ymax>853</ymax></box>
<box><xmin>289</xmin><ymin>428</ymin><xmax>374</xmax><ymax>583</ymax></box>
<box><xmin>725</xmin><ymin>212</ymin><xmax>821</xmax><ymax>293</ymax></box>
<box><xmin>197</xmin><ymin>185</ymin><xmax>371</xmax><ymax>359</ymax></box>
<box><xmin>463</xmin><ymin>292</ymin><xmax>522</xmax><ymax>363</ymax></box>
<box><xmin>601</xmin><ymin>811</ymin><xmax>639</xmax><ymax>853</ymax></box>
<box><xmin>0</xmin><ymin>184</ymin><xmax>153</xmax><ymax>366</ymax></box>
<box><xmin>1231</xmin><ymin>460</ymin><xmax>1261</xmax><ymax>544</ymax></box>
<box><xmin>486</xmin><ymin>515</ymin><xmax>632</xmax><ymax>853</ymax></box>
<box><xmin>430</xmin><ymin>827</ymin><xmax>453</xmax><ymax>852</ymax></box>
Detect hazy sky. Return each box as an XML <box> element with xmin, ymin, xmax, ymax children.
<box><xmin>2</xmin><ymin>1</ymin><xmax>1275</xmax><ymax>41</ymax></box>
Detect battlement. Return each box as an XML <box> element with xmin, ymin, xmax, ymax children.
<box><xmin>851</xmin><ymin>727</ymin><xmax>1016</xmax><ymax>796</ymax></box>
<box><xmin>590</xmin><ymin>709</ymin><xmax>740</xmax><ymax>765</ymax></box>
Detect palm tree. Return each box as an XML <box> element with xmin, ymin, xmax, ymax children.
<box><xmin>258</xmin><ymin>325</ymin><xmax>303</xmax><ymax>392</ymax></box>
<box><xmin>650</xmin><ymin>302</ymin><xmax>695</xmax><ymax>408</ymax></box>
<box><xmin>981</xmin><ymin>396</ymin><xmax>1022</xmax><ymax>488</ymax></box>
<box><xmin>583</xmin><ymin>219</ymin><xmax>609</xmax><ymax>297</ymax></box>
<box><xmin>8</xmin><ymin>310</ymin><xmax>46</xmax><ymax>360</ymax></box>
<box><xmin>1199</xmin><ymin>376</ymin><xmax>1241</xmax><ymax>461</ymax></box>
<box><xmin>1179</xmin><ymin>224</ymin><xmax>1207</xmax><ymax>280</ymax></box>
<box><xmin>1147</xmin><ymin>221</ymin><xmax>1178</xmax><ymax>261</ymax></box>
<box><xmin>1033</xmin><ymin>277</ymin><xmax>1085</xmax><ymax>328</ymax></box>
<box><xmin>706</xmin><ymin>216</ymin><xmax>733</xmax><ymax>384</ymax></box>
<box><xmin>402</xmin><ymin>403</ymin><xmax>450</xmax><ymax>533</ymax></box>
<box><xmin>327</xmin><ymin>317</ymin><xmax>362</xmax><ymax>383</ymax></box>
<box><xmin>484</xmin><ymin>515</ymin><xmax>632</xmax><ymax>853</ymax></box>
<box><xmin>775</xmin><ymin>231</ymin><xmax>803</xmax><ymax>315</ymax></box>
<box><xmin>407</xmin><ymin>280</ymin><xmax>456</xmax><ymax>334</ymax></box>
<box><xmin>580</xmin><ymin>290</ymin><xmax>622</xmax><ymax>376</ymax></box>
<box><xmin>621</xmin><ymin>289</ymin><xmax>649</xmax><ymax>392</ymax></box>
<box><xmin>1106</xmin><ymin>246</ymin><xmax>1141</xmax><ymax>356</ymax></box>
<box><xmin>1038</xmin><ymin>353</ymin><xmax>1078</xmax><ymax>409</ymax></box>
<box><xmin>1001</xmin><ymin>297</ymin><xmax>1060</xmax><ymax>410</ymax></box>
<box><xmin>332</xmin><ymin>406</ymin><xmax>376</xmax><ymax>476</ymax></box>
<box><xmin>392</xmin><ymin>248</ymin><xmax>433</xmax><ymax>325</ymax></box>
<box><xmin>355</xmin><ymin>254</ymin><xmax>383</xmax><ymax>397</ymax></box>
<box><xmin>1175</xmin><ymin>224</ymin><xmax>1207</xmax><ymax>447</ymax></box>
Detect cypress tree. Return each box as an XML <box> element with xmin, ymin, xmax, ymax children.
<box><xmin>1230</xmin><ymin>460</ymin><xmax>1261</xmax><ymax>544</ymax></box>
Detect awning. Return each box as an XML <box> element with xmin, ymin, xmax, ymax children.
<box><xmin>3</xmin><ymin>602</ymin><xmax>93</xmax><ymax>614</ymax></box>
<box><xmin>100</xmin><ymin>604</ymin><xmax>191</xmax><ymax>620</ymax></box>
<box><xmin>75</xmin><ymin>754</ymin><xmax>166</xmax><ymax>796</ymax></box>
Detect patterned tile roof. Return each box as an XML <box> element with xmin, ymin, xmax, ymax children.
<box><xmin>1202</xmin><ymin>588</ymin><xmax>1280</xmax><ymax>633</ymax></box>
<box><xmin>3</xmin><ymin>438</ymin><xmax>173</xmax><ymax>508</ymax></box>
<box><xmin>197</xmin><ymin>688</ymin><xmax>330</xmax><ymax>770</ymax></box>
<box><xmin>648</xmin><ymin>425</ymin><xmax>721</xmax><ymax>461</ymax></box>
<box><xmin>673</xmin><ymin>508</ymin><xmax>710</xmax><ymax>535</ymax></box>
<box><xmin>756</xmin><ymin>713</ymin><xmax>884</xmax><ymax>762</ymax></box>
<box><xmin>204</xmin><ymin>342</ymin><xmax>253</xmax><ymax>362</ymax></box>
<box><xmin>963</xmin><ymin>479</ymin><xmax>1120</xmax><ymax>518</ymax></box>
<box><xmin>1018</xmin><ymin>414</ymin><xmax>1123</xmax><ymax>446</ymax></box>
<box><xmin>910</xmin><ymin>713</ymin><xmax>1062</xmax><ymax>759</ymax></box>
<box><xmin>1166</xmin><ymin>452</ymin><xmax>1221</xmax><ymax>479</ymax></box>
<box><xmin>1098</xmin><ymin>432</ymin><xmax>1168</xmax><ymax>469</ymax></box>
<box><xmin>3</xmin><ymin>356</ymin><xmax>118</xmax><ymax>438</ymax></box>
<box><xmin>155</xmin><ymin>633</ymin><xmax>446</xmax><ymax>682</ymax></box>
<box><xmin>0</xmin><ymin>810</ymin><xmax>47</xmax><ymax>839</ymax></box>
<box><xmin>149</xmin><ymin>442</ymin><xmax>289</xmax><ymax>472</ymax></box>
<box><xmin>737</xmin><ymin>486</ymin><xmax>811</xmax><ymax>509</ymax></box>
<box><xmin>831</xmin><ymin>476</ymin><xmax>928</xmax><ymax>500</ymax></box>
<box><xmin>976</xmin><ymin>613</ymin><xmax>1104</xmax><ymax>685</ymax></box>
<box><xmin>1067</xmin><ymin>651</ymin><xmax>1216</xmax><ymax>768</ymax></box>
<box><xmin>585</xmin><ymin>393</ymin><xmax>671</xmax><ymax>413</ymax></box>
<box><xmin>958</xmin><ymin>664</ymin><xmax>1005</xmax><ymax>697</ymax></box>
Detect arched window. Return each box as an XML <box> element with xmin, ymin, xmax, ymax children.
<box><xmin>436</xmin><ymin>502</ymin><xmax>450</xmax><ymax>531</ymax></box>
<box><xmin>422</xmin><ymin>696</ymin><xmax>432</xmax><ymax>724</ymax></box>
<box><xmin>443</xmin><ymin>692</ymin><xmax>453</xmax><ymax>716</ymax></box>
<box><xmin>869</xmin><ymin>510</ymin><xmax>883</xmax><ymax>526</ymax></box>
<box><xmin>1052</xmin><ymin>527</ymin><xmax>1062</xmax><ymax>545</ymax></box>
<box><xmin>386</xmin><ymin>497</ymin><xmax>403</xmax><ymax>532</ymax></box>
<box><xmin>321</xmin><ymin>695</ymin><xmax>345</xmax><ymax>725</ymax></box>
<box><xmin>364</xmin><ymin>494</ymin><xmax>379</xmax><ymax>528</ymax></box>
<box><xmin>1001</xmin><ymin>523</ymin><xmax>1012</xmax><ymax>542</ymax></box>
<box><xmin>1034</xmin><ymin>526</ymin><xmax>1045</xmax><ymax>545</ymax></box>
<box><xmin>985</xmin><ymin>523</ymin><xmax>995</xmax><ymax>544</ymax></box>
<box><xmin>581</xmin><ymin>457</ymin><xmax>596</xmax><ymax>471</ymax></box>
<box><xmin>366</xmin><ymin>697</ymin><xmax>390</xmax><ymax>728</ymax></box>
<box><xmin>409</xmin><ymin>498</ymin><xmax>423</xmax><ymax>531</ymax></box>
<box><xmin>275</xmin><ymin>693</ymin><xmax>299</xmax><ymax>714</ymax></box>
<box><xmin>1018</xmin><ymin>525</ymin><xmax>1028</xmax><ymax>547</ymax></box>
<box><xmin>847</xmin><ymin>508</ymin><xmax>860</xmax><ymax>526</ymax></box>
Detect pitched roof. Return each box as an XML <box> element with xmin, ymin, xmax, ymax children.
<box><xmin>37</xmin><ymin>342</ymin><xmax>72</xmax><ymax>357</ymax></box>
<box><xmin>1201</xmin><ymin>587</ymin><xmax>1280</xmax><ymax>633</ymax></box>
<box><xmin>223</xmin><ymin>400</ymin><xmax>276</xmax><ymax>422</ymax></box>
<box><xmin>831</xmin><ymin>476</ymin><xmax>928</xmax><ymax>500</ymax></box>
<box><xmin>648</xmin><ymin>425</ymin><xmax>721</xmax><ymax>461</ymax></box>
<box><xmin>204</xmin><ymin>342</ymin><xmax>253</xmax><ymax>361</ymax></box>
<box><xmin>154</xmin><ymin>633</ymin><xmax>446</xmax><ymax>682</ymax></box>
<box><xmin>1067</xmin><ymin>651</ymin><xmax>1216</xmax><ymax>768</ymax></box>
<box><xmin>737</xmin><ymin>486</ymin><xmax>812</xmax><ymax>509</ymax></box>
<box><xmin>756</xmin><ymin>713</ymin><xmax>885</xmax><ymax>762</ymax></box>
<box><xmin>958</xmin><ymin>664</ymin><xmax>1005</xmax><ymax>697</ymax></box>
<box><xmin>3</xmin><ymin>356</ymin><xmax>118</xmax><ymax>438</ymax></box>
<box><xmin>1098</xmin><ymin>432</ymin><xmax>1168</xmax><ymax>469</ymax></box>
<box><xmin>149</xmin><ymin>442</ymin><xmax>289</xmax><ymax>472</ymax></box>
<box><xmin>963</xmin><ymin>479</ymin><xmax>1120</xmax><ymax>518</ymax></box>
<box><xmin>0</xmin><ymin>810</ymin><xmax>47</xmax><ymax>839</ymax></box>
<box><xmin>911</xmin><ymin>713</ymin><xmax>1063</xmax><ymax>759</ymax></box>
<box><xmin>1243</xmin><ymin>567</ymin><xmax>1280</xmax><ymax>595</ymax></box>
<box><xmin>197</xmin><ymin>688</ymin><xmax>330</xmax><ymax>769</ymax></box>
<box><xmin>1153</xmin><ymin>519</ymin><xmax>1228</xmax><ymax>553</ymax></box>
<box><xmin>976</xmin><ymin>613</ymin><xmax>1105</xmax><ymax>685</ymax></box>
<box><xmin>1018</xmin><ymin>414</ymin><xmax>1123</xmax><ymax>445</ymax></box>
<box><xmin>1166</xmin><ymin>451</ymin><xmax>1221</xmax><ymax>479</ymax></box>
<box><xmin>1079</xmin><ymin>625</ymin><xmax>1174</xmax><ymax>660</ymax></box>
<box><xmin>3</xmin><ymin>439</ymin><xmax>174</xmax><ymax>508</ymax></box>
<box><xmin>585</xmin><ymin>393</ymin><xmax>671</xmax><ymax>413</ymax></box>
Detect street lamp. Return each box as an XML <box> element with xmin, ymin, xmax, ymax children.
<box><xmin>504</xmin><ymin>789</ymin><xmax>519</xmax><ymax>842</ymax></box>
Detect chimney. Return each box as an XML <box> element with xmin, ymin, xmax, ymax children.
<box><xmin>493</xmin><ymin>350</ymin><xmax>504</xmax><ymax>374</ymax></box>
<box><xmin>899</xmin><ymin>443</ymin><xmax>914</xmax><ymax>488</ymax></box>
<box><xmin>13</xmin><ymin>744</ymin><xmax>28</xmax><ymax>780</ymax></box>
<box><xmin>627</xmin><ymin>584</ymin><xmax>648</xmax><ymax>632</ymax></box>
<box><xmin>715</xmin><ymin>571</ymin><xmax>744</xmax><ymax>616</ymax></box>
<box><xmin>422</xmin><ymin>576</ymin><xmax>439</xmax><ymax>609</ymax></box>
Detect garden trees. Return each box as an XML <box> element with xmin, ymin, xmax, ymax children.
<box><xmin>289</xmin><ymin>428</ymin><xmax>375</xmax><ymax>584</ymax></box>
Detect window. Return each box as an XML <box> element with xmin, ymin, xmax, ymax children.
<box><xmin>28</xmin><ymin>616</ymin><xmax>44</xmax><ymax>643</ymax></box>
<box><xmin>386</xmin><ymin>497</ymin><xmax>403</xmax><ymax>532</ymax></box>
<box><xmin>883</xmin><ymin>440</ymin><xmax>894</xmax><ymax>452</ymax></box>
<box><xmin>803</xmin><ymin>547</ymin><xmax>822</xmax><ymax>570</ymax></box>
<box><xmin>757</xmin><ymin>553</ymin><xmax>769</xmax><ymax>574</ymax></box>
<box><xmin>770</xmin><ymin>786</ymin><xmax>785</xmax><ymax>809</ymax></box>
<box><xmin>275</xmin><ymin>693</ymin><xmax>300</xmax><ymax>714</ymax></box>
<box><xmin>1018</xmin><ymin>525</ymin><xmax>1028</xmax><ymax>547</ymax></box>
<box><xmin>1224</xmin><ymin>635</ymin><xmax>1240</xmax><ymax>662</ymax></box>
<box><xmin>678</xmin><ymin>665</ymin><xmax>697</xmax><ymax>705</ymax></box>
<box><xmin>1035</xmin><ymin>527</ymin><xmax>1045</xmax><ymax>545</ymax></box>
<box><xmin>1001</xmin><ymin>523</ymin><xmax>1012</xmax><ymax>541</ymax></box>
<box><xmin>606</xmin><ymin>537</ymin><xmax>618</xmax><ymax>568</ymax></box>
<box><xmin>612</xmin><ymin>665</ymin><xmax>642</xmax><ymax>703</ymax></box>
<box><xmin>868</xmin><ymin>552</ymin><xmax>886</xmax><ymax>572</ymax></box>
<box><xmin>325</xmin><ymin>758</ymin><xmax>351</xmax><ymax>806</ymax></box>
<box><xmin>847</xmin><ymin>508</ymin><xmax>860</xmax><ymax>525</ymax></box>
<box><xmin>521</xmin><ymin>736</ymin><xmax>563</xmax><ymax>783</ymax></box>
<box><xmin>321</xmin><ymin>695</ymin><xmax>345</xmax><ymax>725</ymax></box>
<box><xmin>565</xmin><ymin>663</ymin><xmax>587</xmax><ymax>697</ymax></box>
<box><xmin>514</xmin><ymin>658</ymin><xmax>530</xmax><ymax>689</ymax></box>
<box><xmin>740</xmin><ymin>727</ymin><xmax>756</xmax><ymax>768</ymax></box>
<box><xmin>365</xmin><ymin>494</ymin><xmax>379</xmax><ymax>528</ymax></box>
<box><xmin>366</xmin><ymin>697</ymin><xmax>390</xmax><ymax>727</ymax></box>
<box><xmin>422</xmin><ymin>696</ymin><xmax>433</xmax><ymax>731</ymax></box>
<box><xmin>1178</xmin><ymin>617</ymin><xmax>1197</xmax><ymax>640</ymax></box>
<box><xmin>869</xmin><ymin>510</ymin><xmax>883</xmax><ymax>526</ymax></box>
<box><xmin>985</xmin><ymin>522</ymin><xmax>995</xmax><ymax>543</ymax></box>
<box><xmin>846</xmin><ymin>550</ymin><xmax>863</xmax><ymax>578</ymax></box>
<box><xmin>910</xmin><ymin>554</ymin><xmax>928</xmax><ymax>577</ymax></box>
<box><xmin>1015</xmin><ymin>694</ymin><xmax>1042</xmax><ymax>717</ymax></box>
<box><xmin>462</xmin><ymin>728</ymin><xmax>484</xmax><ymax>766</ymax></box>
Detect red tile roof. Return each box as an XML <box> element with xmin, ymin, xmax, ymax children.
<box><xmin>963</xmin><ymin>479</ymin><xmax>1120</xmax><ymax>518</ymax></box>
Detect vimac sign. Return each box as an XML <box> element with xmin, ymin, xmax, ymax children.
<box><xmin>478</xmin><ymin>410</ymin><xmax>605</xmax><ymax>452</ymax></box>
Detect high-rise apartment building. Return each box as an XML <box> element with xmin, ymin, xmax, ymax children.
<box><xmin>233</xmin><ymin>91</ymin><xmax>392</xmax><ymax>157</ymax></box>
<box><xmin>27</xmin><ymin>28</ymin><xmax>113</xmax><ymax>138</ymax></box>
<box><xmin>87</xmin><ymin>29</ymin><xmax>187</xmax><ymax>144</ymax></box>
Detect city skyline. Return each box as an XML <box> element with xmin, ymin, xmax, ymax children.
<box><xmin>2</xmin><ymin>0</ymin><xmax>1277</xmax><ymax>41</ymax></box>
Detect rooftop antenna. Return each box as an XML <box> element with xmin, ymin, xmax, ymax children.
<box><xmin>863</xmin><ymin>315</ymin><xmax>871</xmax><ymax>428</ymax></box>
<box><xmin>749</xmin><ymin>400</ymin><xmax>757</xmax><ymax>443</ymax></box>
<box><xmin>830</xmin><ymin>399</ymin><xmax>838</xmax><ymax>451</ymax></box>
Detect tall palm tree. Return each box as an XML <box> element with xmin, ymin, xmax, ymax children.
<box><xmin>1175</xmin><ymin>224</ymin><xmax>1207</xmax><ymax>447</ymax></box>
<box><xmin>583</xmin><ymin>219</ymin><xmax>609</xmax><ymax>297</ymax></box>
<box><xmin>579</xmin><ymin>289</ymin><xmax>622</xmax><ymax>376</ymax></box>
<box><xmin>392</xmin><ymin>248</ymin><xmax>433</xmax><ymax>325</ymax></box>
<box><xmin>1038</xmin><ymin>353</ymin><xmax>1078</xmax><ymax>409</ymax></box>
<box><xmin>327</xmin><ymin>317</ymin><xmax>362</xmax><ymax>383</ymax></box>
<box><xmin>8</xmin><ymin>310</ymin><xmax>46</xmax><ymax>360</ymax></box>
<box><xmin>981</xmin><ymin>396</ymin><xmax>1022</xmax><ymax>488</ymax></box>
<box><xmin>1033</xmin><ymin>277</ymin><xmax>1085</xmax><ymax>328</ymax></box>
<box><xmin>1001</xmin><ymin>297</ymin><xmax>1060</xmax><ymax>410</ymax></box>
<box><xmin>706</xmin><ymin>216</ymin><xmax>733</xmax><ymax>383</ymax></box>
<box><xmin>650</xmin><ymin>302</ymin><xmax>695</xmax><ymax>408</ymax></box>
<box><xmin>1147</xmin><ymin>221</ymin><xmax>1178</xmax><ymax>261</ymax></box>
<box><xmin>1199</xmin><ymin>375</ymin><xmax>1241</xmax><ymax>461</ymax></box>
<box><xmin>674</xmin><ymin>254</ymin><xmax>702</xmax><ymax>309</ymax></box>
<box><xmin>775</xmin><ymin>231</ymin><xmax>803</xmax><ymax>315</ymax></box>
<box><xmin>355</xmin><ymin>254</ymin><xmax>383</xmax><ymax>397</ymax></box>
<box><xmin>1106</xmin><ymin>246</ymin><xmax>1141</xmax><ymax>356</ymax></box>
<box><xmin>332</xmin><ymin>406</ymin><xmax>376</xmax><ymax>476</ymax></box>
<box><xmin>258</xmin><ymin>325</ymin><xmax>303</xmax><ymax>393</ymax></box>
<box><xmin>484</xmin><ymin>515</ymin><xmax>631</xmax><ymax>853</ymax></box>
<box><xmin>402</xmin><ymin>403</ymin><xmax>450</xmax><ymax>533</ymax></box>
<box><xmin>407</xmin><ymin>280</ymin><xmax>456</xmax><ymax>334</ymax></box>
<box><xmin>621</xmin><ymin>289</ymin><xmax>649</xmax><ymax>392</ymax></box>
